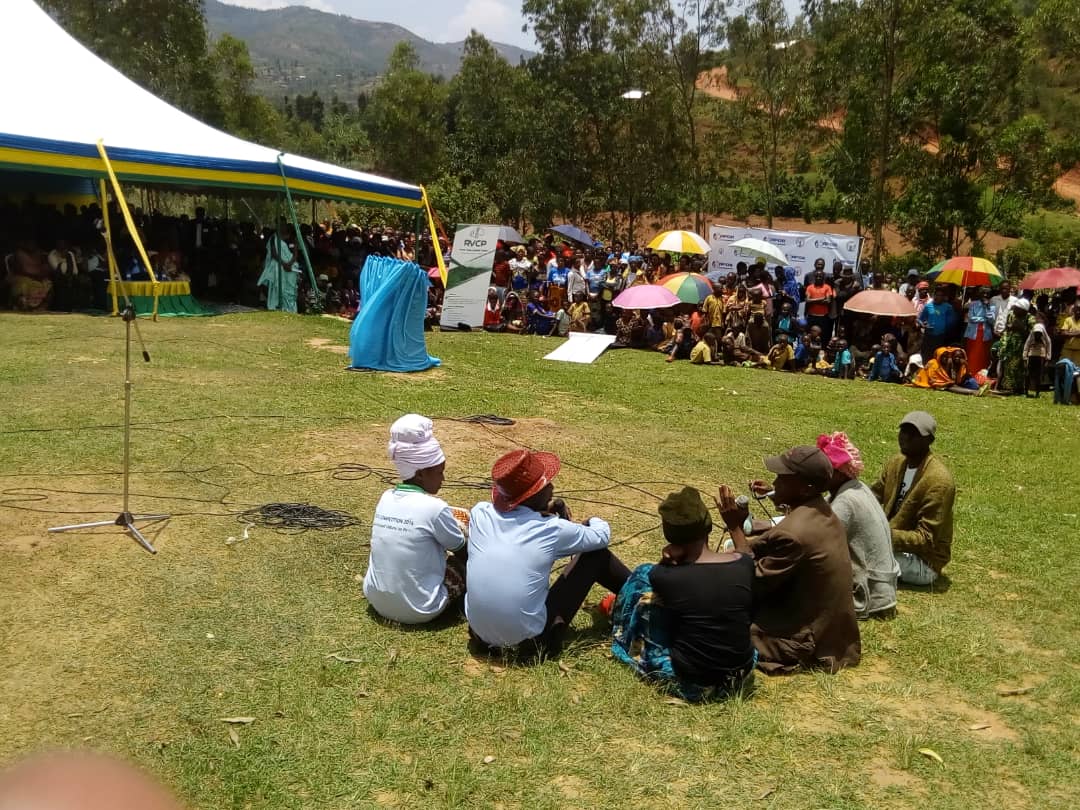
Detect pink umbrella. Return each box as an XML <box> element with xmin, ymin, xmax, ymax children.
<box><xmin>612</xmin><ymin>285</ymin><xmax>681</xmax><ymax>309</ymax></box>
<box><xmin>843</xmin><ymin>289</ymin><xmax>916</xmax><ymax>318</ymax></box>
<box><xmin>1019</xmin><ymin>267</ymin><xmax>1080</xmax><ymax>290</ymax></box>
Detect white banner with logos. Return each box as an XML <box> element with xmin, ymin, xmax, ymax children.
<box><xmin>440</xmin><ymin>224</ymin><xmax>499</xmax><ymax>330</ymax></box>
<box><xmin>708</xmin><ymin>225</ymin><xmax>862</xmax><ymax>283</ymax></box>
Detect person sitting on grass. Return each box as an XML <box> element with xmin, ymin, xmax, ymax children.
<box><xmin>690</xmin><ymin>332</ymin><xmax>719</xmax><ymax>365</ymax></box>
<box><xmin>829</xmin><ymin>339</ymin><xmax>854</xmax><ymax>379</ymax></box>
<box><xmin>568</xmin><ymin>291</ymin><xmax>591</xmax><ymax>333</ymax></box>
<box><xmin>482</xmin><ymin>287</ymin><xmax>503</xmax><ymax>331</ymax></box>
<box><xmin>466</xmin><ymin>449</ymin><xmax>630</xmax><ymax>661</ymax></box>
<box><xmin>500</xmin><ymin>291</ymin><xmax>524</xmax><ymax>333</ymax></box>
<box><xmin>525</xmin><ymin>291</ymin><xmax>555</xmax><ymax>335</ymax></box>
<box><xmin>817</xmin><ymin>432</ymin><xmax>899</xmax><ymax>620</ymax></box>
<box><xmin>868</xmin><ymin>342</ymin><xmax>901</xmax><ymax>383</ymax></box>
<box><xmin>731</xmin><ymin>324</ymin><xmax>766</xmax><ymax>365</ymax></box>
<box><xmin>766</xmin><ymin>333</ymin><xmax>795</xmax><ymax>371</ymax></box>
<box><xmin>551</xmin><ymin>304</ymin><xmax>571</xmax><ymax>337</ymax></box>
<box><xmin>747</xmin><ymin>311</ymin><xmax>772</xmax><ymax>356</ymax></box>
<box><xmin>870</xmin><ymin>411</ymin><xmax>955</xmax><ymax>587</ymax></box>
<box><xmin>793</xmin><ymin>332</ymin><xmax>814</xmax><ymax>371</ymax></box>
<box><xmin>774</xmin><ymin>301</ymin><xmax>798</xmax><ymax>343</ymax></box>
<box><xmin>912</xmin><ymin>347</ymin><xmax>981</xmax><ymax>394</ymax></box>
<box><xmin>716</xmin><ymin>446</ymin><xmax>861</xmax><ymax>674</ymax></box>
<box><xmin>363</xmin><ymin>415</ymin><xmax>467</xmax><ymax>625</ymax></box>
<box><xmin>610</xmin><ymin>487</ymin><xmax>755</xmax><ymax>702</ymax></box>
<box><xmin>665</xmin><ymin>324</ymin><xmax>696</xmax><ymax>361</ymax></box>
<box><xmin>611</xmin><ymin>307</ymin><xmax>635</xmax><ymax>347</ymax></box>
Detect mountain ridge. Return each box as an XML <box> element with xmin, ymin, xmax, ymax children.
<box><xmin>203</xmin><ymin>0</ymin><xmax>533</xmax><ymax>100</ymax></box>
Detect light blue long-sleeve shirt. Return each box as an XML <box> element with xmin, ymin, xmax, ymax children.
<box><xmin>964</xmin><ymin>300</ymin><xmax>997</xmax><ymax>341</ymax></box>
<box><xmin>465</xmin><ymin>502</ymin><xmax>611</xmax><ymax>646</ymax></box>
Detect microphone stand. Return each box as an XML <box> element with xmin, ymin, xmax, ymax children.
<box><xmin>48</xmin><ymin>303</ymin><xmax>169</xmax><ymax>553</ymax></box>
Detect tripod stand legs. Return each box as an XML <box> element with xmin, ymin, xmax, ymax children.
<box><xmin>49</xmin><ymin>512</ymin><xmax>169</xmax><ymax>554</ymax></box>
<box><xmin>46</xmin><ymin>307</ymin><xmax>168</xmax><ymax>555</ymax></box>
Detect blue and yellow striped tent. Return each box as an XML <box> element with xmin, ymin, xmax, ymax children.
<box><xmin>0</xmin><ymin>0</ymin><xmax>424</xmax><ymax>211</ymax></box>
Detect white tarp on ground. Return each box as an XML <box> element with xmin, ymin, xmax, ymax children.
<box><xmin>543</xmin><ymin>333</ymin><xmax>617</xmax><ymax>364</ymax></box>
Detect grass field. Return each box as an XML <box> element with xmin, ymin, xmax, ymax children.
<box><xmin>1</xmin><ymin>312</ymin><xmax>1078</xmax><ymax>809</ymax></box>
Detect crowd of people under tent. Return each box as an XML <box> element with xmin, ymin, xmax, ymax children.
<box><xmin>3</xmin><ymin>197</ymin><xmax>1078</xmax><ymax>400</ymax></box>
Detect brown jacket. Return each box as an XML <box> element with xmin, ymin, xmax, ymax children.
<box><xmin>750</xmin><ymin>496</ymin><xmax>861</xmax><ymax>674</ymax></box>
<box><xmin>870</xmin><ymin>452</ymin><xmax>955</xmax><ymax>573</ymax></box>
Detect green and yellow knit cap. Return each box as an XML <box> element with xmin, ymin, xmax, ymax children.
<box><xmin>657</xmin><ymin>486</ymin><xmax>713</xmax><ymax>545</ymax></box>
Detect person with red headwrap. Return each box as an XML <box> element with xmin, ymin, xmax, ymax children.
<box><xmin>818</xmin><ymin>432</ymin><xmax>899</xmax><ymax>619</ymax></box>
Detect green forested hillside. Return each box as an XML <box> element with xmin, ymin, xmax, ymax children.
<box><xmin>203</xmin><ymin>0</ymin><xmax>533</xmax><ymax>98</ymax></box>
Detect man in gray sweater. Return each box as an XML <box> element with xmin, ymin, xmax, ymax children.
<box><xmin>818</xmin><ymin>432</ymin><xmax>899</xmax><ymax>619</ymax></box>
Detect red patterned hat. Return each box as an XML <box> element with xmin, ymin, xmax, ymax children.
<box><xmin>491</xmin><ymin>449</ymin><xmax>561</xmax><ymax>512</ymax></box>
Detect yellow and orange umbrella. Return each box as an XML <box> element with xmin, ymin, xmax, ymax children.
<box><xmin>647</xmin><ymin>230</ymin><xmax>710</xmax><ymax>255</ymax></box>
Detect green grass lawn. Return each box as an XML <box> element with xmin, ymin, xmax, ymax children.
<box><xmin>1</xmin><ymin>312</ymin><xmax>1078</xmax><ymax>809</ymax></box>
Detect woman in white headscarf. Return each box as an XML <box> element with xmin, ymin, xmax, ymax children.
<box><xmin>362</xmin><ymin>414</ymin><xmax>467</xmax><ymax>623</ymax></box>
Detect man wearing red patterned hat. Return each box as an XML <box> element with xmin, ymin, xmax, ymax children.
<box><xmin>466</xmin><ymin>449</ymin><xmax>630</xmax><ymax>660</ymax></box>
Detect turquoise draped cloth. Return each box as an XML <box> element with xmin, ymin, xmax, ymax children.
<box><xmin>349</xmin><ymin>257</ymin><xmax>440</xmax><ymax>372</ymax></box>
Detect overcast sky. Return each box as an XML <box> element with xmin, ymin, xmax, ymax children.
<box><xmin>220</xmin><ymin>1</ymin><xmax>804</xmax><ymax>50</ymax></box>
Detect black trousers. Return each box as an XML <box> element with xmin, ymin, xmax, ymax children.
<box><xmin>470</xmin><ymin>547</ymin><xmax>630</xmax><ymax>661</ymax></box>
<box><xmin>921</xmin><ymin>332</ymin><xmax>946</xmax><ymax>361</ymax></box>
<box><xmin>1026</xmin><ymin>355</ymin><xmax>1045</xmax><ymax>395</ymax></box>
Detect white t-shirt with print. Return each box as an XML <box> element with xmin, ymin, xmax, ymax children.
<box><xmin>363</xmin><ymin>486</ymin><xmax>465</xmax><ymax>624</ymax></box>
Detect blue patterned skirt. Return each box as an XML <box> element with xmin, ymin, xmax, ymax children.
<box><xmin>611</xmin><ymin>564</ymin><xmax>755</xmax><ymax>703</ymax></box>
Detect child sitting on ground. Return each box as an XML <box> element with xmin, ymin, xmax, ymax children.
<box><xmin>793</xmin><ymin>332</ymin><xmax>813</xmax><ymax>371</ymax></box>
<box><xmin>690</xmin><ymin>332</ymin><xmax>719</xmax><ymax>365</ymax></box>
<box><xmin>766</xmin><ymin>333</ymin><xmax>795</xmax><ymax>371</ymax></box>
<box><xmin>830</xmin><ymin>339</ymin><xmax>854</xmax><ymax>379</ymax></box>
<box><xmin>665</xmin><ymin>325</ymin><xmax>696</xmax><ymax>361</ymax></box>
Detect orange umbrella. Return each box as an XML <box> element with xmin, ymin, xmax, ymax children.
<box><xmin>843</xmin><ymin>290</ymin><xmax>916</xmax><ymax>318</ymax></box>
<box><xmin>1018</xmin><ymin>267</ymin><xmax>1080</xmax><ymax>290</ymax></box>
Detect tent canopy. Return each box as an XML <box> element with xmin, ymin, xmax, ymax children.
<box><xmin>0</xmin><ymin>0</ymin><xmax>424</xmax><ymax>211</ymax></box>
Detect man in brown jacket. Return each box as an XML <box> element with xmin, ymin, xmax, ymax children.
<box><xmin>870</xmin><ymin>411</ymin><xmax>955</xmax><ymax>586</ymax></box>
<box><xmin>717</xmin><ymin>446</ymin><xmax>861</xmax><ymax>674</ymax></box>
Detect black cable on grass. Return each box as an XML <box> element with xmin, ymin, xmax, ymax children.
<box><xmin>0</xmin><ymin>409</ymin><xmax>669</xmax><ymax>548</ymax></box>
<box><xmin>238</xmin><ymin>503</ymin><xmax>361</xmax><ymax>533</ymax></box>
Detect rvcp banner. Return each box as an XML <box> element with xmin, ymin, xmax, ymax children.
<box><xmin>708</xmin><ymin>225</ymin><xmax>862</xmax><ymax>283</ymax></box>
<box><xmin>440</xmin><ymin>223</ymin><xmax>499</xmax><ymax>330</ymax></box>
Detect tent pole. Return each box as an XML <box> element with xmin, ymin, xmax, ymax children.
<box><xmin>97</xmin><ymin>140</ymin><xmax>160</xmax><ymax>320</ymax></box>
<box><xmin>414</xmin><ymin>210</ymin><xmax>422</xmax><ymax>263</ymax></box>
<box><xmin>275</xmin><ymin>154</ymin><xmax>319</xmax><ymax>301</ymax></box>
<box><xmin>100</xmin><ymin>179</ymin><xmax>121</xmax><ymax>317</ymax></box>
<box><xmin>420</xmin><ymin>185</ymin><xmax>447</xmax><ymax>285</ymax></box>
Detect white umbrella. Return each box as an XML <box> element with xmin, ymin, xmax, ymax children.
<box><xmin>729</xmin><ymin>238</ymin><xmax>788</xmax><ymax>265</ymax></box>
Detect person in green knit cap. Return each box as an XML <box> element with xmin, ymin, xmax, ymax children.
<box><xmin>610</xmin><ymin>487</ymin><xmax>756</xmax><ymax>702</ymax></box>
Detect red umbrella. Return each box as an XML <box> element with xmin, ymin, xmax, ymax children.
<box><xmin>1018</xmin><ymin>267</ymin><xmax>1080</xmax><ymax>290</ymax></box>
<box><xmin>612</xmin><ymin>285</ymin><xmax>681</xmax><ymax>310</ymax></box>
<box><xmin>843</xmin><ymin>289</ymin><xmax>916</xmax><ymax>318</ymax></box>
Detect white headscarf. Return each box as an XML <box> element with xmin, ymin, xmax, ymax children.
<box><xmin>387</xmin><ymin>414</ymin><xmax>445</xmax><ymax>480</ymax></box>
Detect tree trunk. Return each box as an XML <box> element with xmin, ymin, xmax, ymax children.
<box><xmin>871</xmin><ymin>1</ymin><xmax>899</xmax><ymax>274</ymax></box>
